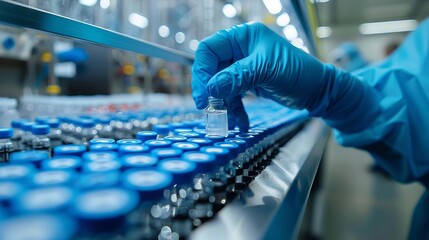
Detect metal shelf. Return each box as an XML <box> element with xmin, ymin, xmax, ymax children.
<box><xmin>0</xmin><ymin>0</ymin><xmax>194</xmax><ymax>65</ymax></box>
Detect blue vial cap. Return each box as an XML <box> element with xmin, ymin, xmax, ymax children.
<box><xmin>172</xmin><ymin>142</ymin><xmax>200</xmax><ymax>152</ymax></box>
<box><xmin>151</xmin><ymin>148</ymin><xmax>183</xmax><ymax>160</ymax></box>
<box><xmin>235</xmin><ymin>133</ymin><xmax>255</xmax><ymax>148</ymax></box>
<box><xmin>46</xmin><ymin>119</ymin><xmax>61</xmax><ymax>128</ymax></box>
<box><xmin>21</xmin><ymin>122</ymin><xmax>36</xmax><ymax>132</ymax></box>
<box><xmin>82</xmin><ymin>151</ymin><xmax>118</xmax><ymax>162</ymax></box>
<box><xmin>164</xmin><ymin>135</ymin><xmax>187</xmax><ymax>143</ymax></box>
<box><xmin>152</xmin><ymin>124</ymin><xmax>170</xmax><ymax>135</ymax></box>
<box><xmin>168</xmin><ymin>123</ymin><xmax>186</xmax><ymax>131</ymax></box>
<box><xmin>76</xmin><ymin>171</ymin><xmax>120</xmax><ymax>190</ymax></box>
<box><xmin>121</xmin><ymin>154</ymin><xmax>158</xmax><ymax>169</ymax></box>
<box><xmin>83</xmin><ymin>160</ymin><xmax>122</xmax><ymax>173</ymax></box>
<box><xmin>10</xmin><ymin>150</ymin><xmax>49</xmax><ymax>166</ymax></box>
<box><xmin>0</xmin><ymin>164</ymin><xmax>35</xmax><ymax>182</ymax></box>
<box><xmin>11</xmin><ymin>119</ymin><xmax>28</xmax><ymax>129</ymax></box>
<box><xmin>94</xmin><ymin>116</ymin><xmax>111</xmax><ymax>124</ymax></box>
<box><xmin>187</xmin><ymin>138</ymin><xmax>212</xmax><ymax>147</ymax></box>
<box><xmin>177</xmin><ymin>132</ymin><xmax>200</xmax><ymax>138</ymax></box>
<box><xmin>136</xmin><ymin>131</ymin><xmax>158</xmax><ymax>142</ymax></box>
<box><xmin>144</xmin><ymin>139</ymin><xmax>172</xmax><ymax>150</ymax></box>
<box><xmin>247</xmin><ymin>131</ymin><xmax>262</xmax><ymax>142</ymax></box>
<box><xmin>0</xmin><ymin>128</ymin><xmax>13</xmax><ymax>138</ymax></box>
<box><xmin>31</xmin><ymin>170</ymin><xmax>75</xmax><ymax>186</ymax></box>
<box><xmin>0</xmin><ymin>181</ymin><xmax>24</xmax><ymax>206</ymax></box>
<box><xmin>42</xmin><ymin>156</ymin><xmax>82</xmax><ymax>171</ymax></box>
<box><xmin>182</xmin><ymin>120</ymin><xmax>198</xmax><ymax>128</ymax></box>
<box><xmin>31</xmin><ymin>124</ymin><xmax>50</xmax><ymax>135</ymax></box>
<box><xmin>204</xmin><ymin>135</ymin><xmax>225</xmax><ymax>143</ymax></box>
<box><xmin>200</xmin><ymin>147</ymin><xmax>230</xmax><ymax>166</ymax></box>
<box><xmin>225</xmin><ymin>138</ymin><xmax>246</xmax><ymax>153</ymax></box>
<box><xmin>90</xmin><ymin>138</ymin><xmax>115</xmax><ymax>145</ymax></box>
<box><xmin>78</xmin><ymin>119</ymin><xmax>95</xmax><ymax>128</ymax></box>
<box><xmin>158</xmin><ymin>158</ymin><xmax>197</xmax><ymax>184</ymax></box>
<box><xmin>182</xmin><ymin>152</ymin><xmax>216</xmax><ymax>173</ymax></box>
<box><xmin>34</xmin><ymin>116</ymin><xmax>51</xmax><ymax>124</ymax></box>
<box><xmin>78</xmin><ymin>114</ymin><xmax>93</xmax><ymax>119</ymax></box>
<box><xmin>173</xmin><ymin>128</ymin><xmax>193</xmax><ymax>135</ymax></box>
<box><xmin>122</xmin><ymin>169</ymin><xmax>172</xmax><ymax>200</ymax></box>
<box><xmin>15</xmin><ymin>186</ymin><xmax>74</xmax><ymax>213</ymax></box>
<box><xmin>193</xmin><ymin>128</ymin><xmax>206</xmax><ymax>137</ymax></box>
<box><xmin>0</xmin><ymin>213</ymin><xmax>76</xmax><ymax>240</ymax></box>
<box><xmin>118</xmin><ymin>144</ymin><xmax>149</xmax><ymax>157</ymax></box>
<box><xmin>116</xmin><ymin>139</ymin><xmax>142</xmax><ymax>145</ymax></box>
<box><xmin>54</xmin><ymin>144</ymin><xmax>86</xmax><ymax>157</ymax></box>
<box><xmin>72</xmin><ymin>188</ymin><xmax>139</xmax><ymax>220</ymax></box>
<box><xmin>214</xmin><ymin>142</ymin><xmax>239</xmax><ymax>159</ymax></box>
<box><xmin>89</xmin><ymin>143</ymin><xmax>119</xmax><ymax>152</ymax></box>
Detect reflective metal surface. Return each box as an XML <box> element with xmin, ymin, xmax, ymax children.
<box><xmin>189</xmin><ymin>119</ymin><xmax>329</xmax><ymax>240</ymax></box>
<box><xmin>0</xmin><ymin>1</ymin><xmax>194</xmax><ymax>65</ymax></box>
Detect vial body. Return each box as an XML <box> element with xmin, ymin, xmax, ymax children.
<box><xmin>204</xmin><ymin>97</ymin><xmax>228</xmax><ymax>137</ymax></box>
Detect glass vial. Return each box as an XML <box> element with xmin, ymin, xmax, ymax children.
<box><xmin>204</xmin><ymin>97</ymin><xmax>228</xmax><ymax>137</ymax></box>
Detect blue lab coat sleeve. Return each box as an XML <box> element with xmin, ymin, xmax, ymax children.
<box><xmin>333</xmin><ymin>18</ymin><xmax>429</xmax><ymax>185</ymax></box>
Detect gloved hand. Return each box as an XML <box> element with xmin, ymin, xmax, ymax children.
<box><xmin>192</xmin><ymin>22</ymin><xmax>380</xmax><ymax>133</ymax></box>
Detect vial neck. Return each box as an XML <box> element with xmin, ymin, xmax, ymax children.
<box><xmin>208</xmin><ymin>97</ymin><xmax>224</xmax><ymax>106</ymax></box>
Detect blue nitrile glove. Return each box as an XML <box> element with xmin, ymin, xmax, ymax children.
<box><xmin>192</xmin><ymin>22</ymin><xmax>380</xmax><ymax>133</ymax></box>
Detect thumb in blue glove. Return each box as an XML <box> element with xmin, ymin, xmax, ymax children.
<box><xmin>192</xmin><ymin>22</ymin><xmax>381</xmax><ymax>133</ymax></box>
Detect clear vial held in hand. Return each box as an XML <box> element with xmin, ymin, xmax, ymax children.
<box><xmin>204</xmin><ymin>97</ymin><xmax>228</xmax><ymax>137</ymax></box>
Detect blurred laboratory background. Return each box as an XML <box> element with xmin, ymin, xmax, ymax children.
<box><xmin>0</xmin><ymin>0</ymin><xmax>428</xmax><ymax>240</ymax></box>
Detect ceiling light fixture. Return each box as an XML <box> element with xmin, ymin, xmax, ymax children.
<box><xmin>359</xmin><ymin>19</ymin><xmax>417</xmax><ymax>35</ymax></box>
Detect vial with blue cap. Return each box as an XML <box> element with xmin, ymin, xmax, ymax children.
<box><xmin>20</xmin><ymin>122</ymin><xmax>36</xmax><ymax>150</ymax></box>
<box><xmin>53</xmin><ymin>144</ymin><xmax>86</xmax><ymax>157</ymax></box>
<box><xmin>83</xmin><ymin>160</ymin><xmax>122</xmax><ymax>173</ymax></box>
<box><xmin>90</xmin><ymin>138</ymin><xmax>115</xmax><ymax>145</ymax></box>
<box><xmin>225</xmin><ymin>138</ymin><xmax>248</xmax><ymax>177</ymax></box>
<box><xmin>152</xmin><ymin>124</ymin><xmax>171</xmax><ymax>139</ymax></box>
<box><xmin>186</xmin><ymin>138</ymin><xmax>212</xmax><ymax>148</ymax></box>
<box><xmin>0</xmin><ymin>181</ymin><xmax>23</xmax><ymax>208</ymax></box>
<box><xmin>89</xmin><ymin>143</ymin><xmax>119</xmax><ymax>152</ymax></box>
<box><xmin>45</xmin><ymin>119</ymin><xmax>63</xmax><ymax>148</ymax></box>
<box><xmin>60</xmin><ymin>117</ymin><xmax>77</xmax><ymax>144</ymax></box>
<box><xmin>117</xmin><ymin>139</ymin><xmax>142</xmax><ymax>145</ymax></box>
<box><xmin>121</xmin><ymin>154</ymin><xmax>158</xmax><ymax>169</ymax></box>
<box><xmin>151</xmin><ymin>148</ymin><xmax>183</xmax><ymax>160</ymax></box>
<box><xmin>76</xmin><ymin>119</ymin><xmax>98</xmax><ymax>145</ymax></box>
<box><xmin>15</xmin><ymin>186</ymin><xmax>74</xmax><ymax>213</ymax></box>
<box><xmin>136</xmin><ymin>131</ymin><xmax>158</xmax><ymax>142</ymax></box>
<box><xmin>31</xmin><ymin>170</ymin><xmax>75</xmax><ymax>187</ymax></box>
<box><xmin>118</xmin><ymin>144</ymin><xmax>149</xmax><ymax>157</ymax></box>
<box><xmin>42</xmin><ymin>156</ymin><xmax>82</xmax><ymax>171</ymax></box>
<box><xmin>10</xmin><ymin>150</ymin><xmax>49</xmax><ymax>168</ymax></box>
<box><xmin>111</xmin><ymin>115</ymin><xmax>133</xmax><ymax>140</ymax></box>
<box><xmin>177</xmin><ymin>131</ymin><xmax>199</xmax><ymax>139</ymax></box>
<box><xmin>31</xmin><ymin>124</ymin><xmax>51</xmax><ymax>154</ymax></box>
<box><xmin>71</xmin><ymin>187</ymin><xmax>139</xmax><ymax>238</ymax></box>
<box><xmin>0</xmin><ymin>164</ymin><xmax>35</xmax><ymax>183</ymax></box>
<box><xmin>172</xmin><ymin>142</ymin><xmax>200</xmax><ymax>153</ymax></box>
<box><xmin>94</xmin><ymin>116</ymin><xmax>113</xmax><ymax>139</ymax></box>
<box><xmin>164</xmin><ymin>135</ymin><xmax>187</xmax><ymax>143</ymax></box>
<box><xmin>0</xmin><ymin>128</ymin><xmax>14</xmax><ymax>162</ymax></box>
<box><xmin>11</xmin><ymin>119</ymin><xmax>27</xmax><ymax>151</ymax></box>
<box><xmin>76</xmin><ymin>171</ymin><xmax>120</xmax><ymax>190</ymax></box>
<box><xmin>214</xmin><ymin>142</ymin><xmax>240</xmax><ymax>182</ymax></box>
<box><xmin>144</xmin><ymin>139</ymin><xmax>172</xmax><ymax>150</ymax></box>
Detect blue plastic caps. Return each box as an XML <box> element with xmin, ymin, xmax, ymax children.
<box><xmin>187</xmin><ymin>138</ymin><xmax>213</xmax><ymax>147</ymax></box>
<box><xmin>235</xmin><ymin>133</ymin><xmax>255</xmax><ymax>148</ymax></box>
<box><xmin>42</xmin><ymin>156</ymin><xmax>82</xmax><ymax>171</ymax></box>
<box><xmin>192</xmin><ymin>128</ymin><xmax>206</xmax><ymax>137</ymax></box>
<box><xmin>173</xmin><ymin>128</ymin><xmax>193</xmax><ymax>135</ymax></box>
<box><xmin>0</xmin><ymin>128</ymin><xmax>13</xmax><ymax>138</ymax></box>
<box><xmin>31</xmin><ymin>124</ymin><xmax>50</xmax><ymax>135</ymax></box>
<box><xmin>45</xmin><ymin>119</ymin><xmax>61</xmax><ymax>129</ymax></box>
<box><xmin>182</xmin><ymin>152</ymin><xmax>216</xmax><ymax>173</ymax></box>
<box><xmin>76</xmin><ymin>171</ymin><xmax>120</xmax><ymax>190</ymax></box>
<box><xmin>77</xmin><ymin>119</ymin><xmax>96</xmax><ymax>128</ymax></box>
<box><xmin>144</xmin><ymin>139</ymin><xmax>172</xmax><ymax>150</ymax></box>
<box><xmin>200</xmin><ymin>146</ymin><xmax>230</xmax><ymax>166</ymax></box>
<box><xmin>136</xmin><ymin>131</ymin><xmax>158</xmax><ymax>142</ymax></box>
<box><xmin>182</xmin><ymin>120</ymin><xmax>199</xmax><ymax>128</ymax></box>
<box><xmin>0</xmin><ymin>181</ymin><xmax>23</xmax><ymax>206</ymax></box>
<box><xmin>158</xmin><ymin>158</ymin><xmax>197</xmax><ymax>184</ymax></box>
<box><xmin>152</xmin><ymin>124</ymin><xmax>170</xmax><ymax>135</ymax></box>
<box><xmin>122</xmin><ymin>169</ymin><xmax>172</xmax><ymax>200</ymax></box>
<box><xmin>89</xmin><ymin>143</ymin><xmax>119</xmax><ymax>152</ymax></box>
<box><xmin>151</xmin><ymin>148</ymin><xmax>183</xmax><ymax>160</ymax></box>
<box><xmin>214</xmin><ymin>142</ymin><xmax>239</xmax><ymax>159</ymax></box>
<box><xmin>118</xmin><ymin>144</ymin><xmax>149</xmax><ymax>157</ymax></box>
<box><xmin>0</xmin><ymin>164</ymin><xmax>35</xmax><ymax>182</ymax></box>
<box><xmin>11</xmin><ymin>119</ymin><xmax>28</xmax><ymax>129</ymax></box>
<box><xmin>34</xmin><ymin>116</ymin><xmax>50</xmax><ymax>124</ymax></box>
<box><xmin>225</xmin><ymin>138</ymin><xmax>246</xmax><ymax>153</ymax></box>
<box><xmin>15</xmin><ymin>186</ymin><xmax>74</xmax><ymax>212</ymax></box>
<box><xmin>89</xmin><ymin>138</ymin><xmax>115</xmax><ymax>145</ymax></box>
<box><xmin>204</xmin><ymin>135</ymin><xmax>226</xmax><ymax>143</ymax></box>
<box><xmin>168</xmin><ymin>122</ymin><xmax>186</xmax><ymax>131</ymax></box>
<box><xmin>164</xmin><ymin>135</ymin><xmax>187</xmax><ymax>143</ymax></box>
<box><xmin>71</xmin><ymin>188</ymin><xmax>139</xmax><ymax>221</ymax></box>
<box><xmin>172</xmin><ymin>142</ymin><xmax>200</xmax><ymax>152</ymax></box>
<box><xmin>54</xmin><ymin>144</ymin><xmax>86</xmax><ymax>157</ymax></box>
<box><xmin>10</xmin><ymin>151</ymin><xmax>49</xmax><ymax>166</ymax></box>
<box><xmin>121</xmin><ymin>154</ymin><xmax>158</xmax><ymax>169</ymax></box>
<box><xmin>31</xmin><ymin>170</ymin><xmax>75</xmax><ymax>186</ymax></box>
<box><xmin>116</xmin><ymin>139</ymin><xmax>142</xmax><ymax>145</ymax></box>
<box><xmin>21</xmin><ymin>122</ymin><xmax>36</xmax><ymax>132</ymax></box>
<box><xmin>82</xmin><ymin>151</ymin><xmax>118</xmax><ymax>162</ymax></box>
<box><xmin>177</xmin><ymin>132</ymin><xmax>200</xmax><ymax>138</ymax></box>
<box><xmin>83</xmin><ymin>160</ymin><xmax>122</xmax><ymax>173</ymax></box>
<box><xmin>0</xmin><ymin>213</ymin><xmax>76</xmax><ymax>240</ymax></box>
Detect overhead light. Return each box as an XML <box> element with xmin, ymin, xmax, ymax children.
<box><xmin>316</xmin><ymin>26</ymin><xmax>332</xmax><ymax>38</ymax></box>
<box><xmin>291</xmin><ymin>38</ymin><xmax>304</xmax><ymax>48</ymax></box>
<box><xmin>100</xmin><ymin>0</ymin><xmax>110</xmax><ymax>9</ymax></box>
<box><xmin>283</xmin><ymin>25</ymin><xmax>298</xmax><ymax>41</ymax></box>
<box><xmin>189</xmin><ymin>39</ymin><xmax>200</xmax><ymax>51</ymax></box>
<box><xmin>129</xmin><ymin>13</ymin><xmax>148</xmax><ymax>29</ymax></box>
<box><xmin>276</xmin><ymin>13</ymin><xmax>290</xmax><ymax>27</ymax></box>
<box><xmin>79</xmin><ymin>0</ymin><xmax>97</xmax><ymax>6</ymax></box>
<box><xmin>158</xmin><ymin>25</ymin><xmax>170</xmax><ymax>38</ymax></box>
<box><xmin>175</xmin><ymin>32</ymin><xmax>185</xmax><ymax>43</ymax></box>
<box><xmin>222</xmin><ymin>4</ymin><xmax>237</xmax><ymax>18</ymax></box>
<box><xmin>262</xmin><ymin>0</ymin><xmax>282</xmax><ymax>15</ymax></box>
<box><xmin>359</xmin><ymin>19</ymin><xmax>417</xmax><ymax>35</ymax></box>
<box><xmin>301</xmin><ymin>46</ymin><xmax>310</xmax><ymax>53</ymax></box>
<box><xmin>310</xmin><ymin>0</ymin><xmax>330</xmax><ymax>3</ymax></box>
